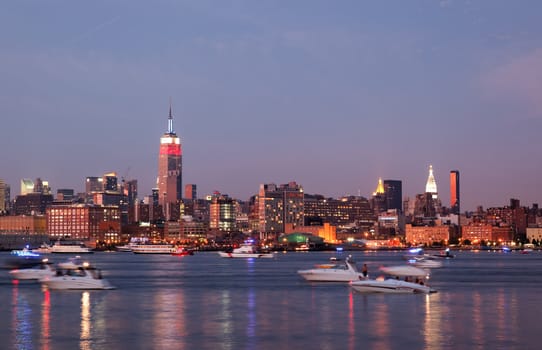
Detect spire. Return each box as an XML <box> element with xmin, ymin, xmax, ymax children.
<box><xmin>425</xmin><ymin>165</ymin><xmax>438</xmax><ymax>197</ymax></box>
<box><xmin>373</xmin><ymin>177</ymin><xmax>385</xmax><ymax>196</ymax></box>
<box><xmin>167</xmin><ymin>97</ymin><xmax>174</xmax><ymax>134</ymax></box>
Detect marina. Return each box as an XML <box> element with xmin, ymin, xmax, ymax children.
<box><xmin>2</xmin><ymin>250</ymin><xmax>542</xmax><ymax>349</ymax></box>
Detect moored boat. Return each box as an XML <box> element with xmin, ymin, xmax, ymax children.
<box><xmin>131</xmin><ymin>243</ymin><xmax>175</xmax><ymax>254</ymax></box>
<box><xmin>49</xmin><ymin>240</ymin><xmax>94</xmax><ymax>254</ymax></box>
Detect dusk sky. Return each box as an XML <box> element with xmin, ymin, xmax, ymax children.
<box><xmin>1</xmin><ymin>1</ymin><xmax>542</xmax><ymax>211</ymax></box>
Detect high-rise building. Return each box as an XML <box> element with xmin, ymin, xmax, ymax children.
<box><xmin>157</xmin><ymin>103</ymin><xmax>182</xmax><ymax>220</ymax></box>
<box><xmin>85</xmin><ymin>176</ymin><xmax>104</xmax><ymax>198</ymax></box>
<box><xmin>425</xmin><ymin>165</ymin><xmax>438</xmax><ymax>199</ymax></box>
<box><xmin>450</xmin><ymin>170</ymin><xmax>460</xmax><ymax>214</ymax></box>
<box><xmin>384</xmin><ymin>180</ymin><xmax>402</xmax><ymax>213</ymax></box>
<box><xmin>185</xmin><ymin>184</ymin><xmax>197</xmax><ymax>200</ymax></box>
<box><xmin>102</xmin><ymin>172</ymin><xmax>119</xmax><ymax>193</ymax></box>
<box><xmin>21</xmin><ymin>178</ymin><xmax>34</xmax><ymax>195</ymax></box>
<box><xmin>258</xmin><ymin>182</ymin><xmax>304</xmax><ymax>236</ymax></box>
<box><xmin>0</xmin><ymin>179</ymin><xmax>6</xmax><ymax>212</ymax></box>
<box><xmin>209</xmin><ymin>192</ymin><xmax>237</xmax><ymax>232</ymax></box>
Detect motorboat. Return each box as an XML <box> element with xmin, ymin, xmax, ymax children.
<box><xmin>49</xmin><ymin>240</ymin><xmax>94</xmax><ymax>254</ymax></box>
<box><xmin>406</xmin><ymin>255</ymin><xmax>443</xmax><ymax>269</ymax></box>
<box><xmin>171</xmin><ymin>247</ymin><xmax>195</xmax><ymax>256</ymax></box>
<box><xmin>351</xmin><ymin>265</ymin><xmax>437</xmax><ymax>294</ymax></box>
<box><xmin>218</xmin><ymin>243</ymin><xmax>274</xmax><ymax>258</ymax></box>
<box><xmin>9</xmin><ymin>259</ymin><xmax>56</xmax><ymax>280</ymax></box>
<box><xmin>131</xmin><ymin>243</ymin><xmax>175</xmax><ymax>254</ymax></box>
<box><xmin>32</xmin><ymin>243</ymin><xmax>53</xmax><ymax>254</ymax></box>
<box><xmin>40</xmin><ymin>266</ymin><xmax>115</xmax><ymax>290</ymax></box>
<box><xmin>431</xmin><ymin>248</ymin><xmax>455</xmax><ymax>259</ymax></box>
<box><xmin>57</xmin><ymin>255</ymin><xmax>87</xmax><ymax>269</ymax></box>
<box><xmin>297</xmin><ymin>255</ymin><xmax>368</xmax><ymax>282</ymax></box>
<box><xmin>4</xmin><ymin>248</ymin><xmax>44</xmax><ymax>269</ymax></box>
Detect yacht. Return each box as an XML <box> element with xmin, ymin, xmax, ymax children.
<box><xmin>298</xmin><ymin>255</ymin><xmax>368</xmax><ymax>282</ymax></box>
<box><xmin>40</xmin><ymin>265</ymin><xmax>115</xmax><ymax>290</ymax></box>
<box><xmin>9</xmin><ymin>259</ymin><xmax>56</xmax><ymax>280</ymax></box>
<box><xmin>351</xmin><ymin>265</ymin><xmax>437</xmax><ymax>294</ymax></box>
<box><xmin>131</xmin><ymin>243</ymin><xmax>175</xmax><ymax>254</ymax></box>
<box><xmin>49</xmin><ymin>240</ymin><xmax>94</xmax><ymax>254</ymax></box>
<box><xmin>218</xmin><ymin>243</ymin><xmax>274</xmax><ymax>258</ymax></box>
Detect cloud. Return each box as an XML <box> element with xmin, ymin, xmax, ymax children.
<box><xmin>480</xmin><ymin>48</ymin><xmax>542</xmax><ymax>117</ymax></box>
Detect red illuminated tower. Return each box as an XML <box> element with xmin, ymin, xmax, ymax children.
<box><xmin>157</xmin><ymin>102</ymin><xmax>182</xmax><ymax>220</ymax></box>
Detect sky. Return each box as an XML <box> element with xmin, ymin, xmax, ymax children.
<box><xmin>1</xmin><ymin>0</ymin><xmax>542</xmax><ymax>211</ymax></box>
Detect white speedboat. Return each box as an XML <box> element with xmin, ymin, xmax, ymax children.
<box><xmin>218</xmin><ymin>244</ymin><xmax>274</xmax><ymax>258</ymax></box>
<box><xmin>131</xmin><ymin>243</ymin><xmax>175</xmax><ymax>254</ymax></box>
<box><xmin>351</xmin><ymin>265</ymin><xmax>437</xmax><ymax>294</ymax></box>
<box><xmin>40</xmin><ymin>266</ymin><xmax>115</xmax><ymax>290</ymax></box>
<box><xmin>9</xmin><ymin>259</ymin><xmax>56</xmax><ymax>280</ymax></box>
<box><xmin>298</xmin><ymin>255</ymin><xmax>368</xmax><ymax>282</ymax></box>
<box><xmin>57</xmin><ymin>256</ymin><xmax>87</xmax><ymax>269</ymax></box>
<box><xmin>406</xmin><ymin>255</ymin><xmax>443</xmax><ymax>269</ymax></box>
<box><xmin>49</xmin><ymin>240</ymin><xmax>94</xmax><ymax>254</ymax></box>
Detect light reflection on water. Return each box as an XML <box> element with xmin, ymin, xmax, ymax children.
<box><xmin>2</xmin><ymin>251</ymin><xmax>542</xmax><ymax>349</ymax></box>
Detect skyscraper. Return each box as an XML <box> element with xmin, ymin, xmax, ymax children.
<box><xmin>450</xmin><ymin>170</ymin><xmax>460</xmax><ymax>214</ymax></box>
<box><xmin>157</xmin><ymin>103</ymin><xmax>182</xmax><ymax>220</ymax></box>
<box><xmin>425</xmin><ymin>165</ymin><xmax>438</xmax><ymax>199</ymax></box>
<box><xmin>384</xmin><ymin>180</ymin><xmax>402</xmax><ymax>213</ymax></box>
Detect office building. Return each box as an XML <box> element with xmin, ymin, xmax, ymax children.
<box><xmin>157</xmin><ymin>103</ymin><xmax>182</xmax><ymax>220</ymax></box>
<box><xmin>258</xmin><ymin>182</ymin><xmax>304</xmax><ymax>236</ymax></box>
<box><xmin>383</xmin><ymin>180</ymin><xmax>402</xmax><ymax>213</ymax></box>
<box><xmin>450</xmin><ymin>170</ymin><xmax>460</xmax><ymax>214</ymax></box>
<box><xmin>185</xmin><ymin>184</ymin><xmax>197</xmax><ymax>200</ymax></box>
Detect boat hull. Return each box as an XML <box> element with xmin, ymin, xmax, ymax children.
<box><xmin>41</xmin><ymin>277</ymin><xmax>115</xmax><ymax>290</ymax></box>
<box><xmin>351</xmin><ymin>279</ymin><xmax>436</xmax><ymax>294</ymax></box>
<box><xmin>218</xmin><ymin>252</ymin><xmax>274</xmax><ymax>258</ymax></box>
<box><xmin>298</xmin><ymin>270</ymin><xmax>366</xmax><ymax>282</ymax></box>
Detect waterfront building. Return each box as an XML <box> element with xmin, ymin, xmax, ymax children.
<box><xmin>0</xmin><ymin>215</ymin><xmax>47</xmax><ymax>233</ymax></box>
<box><xmin>526</xmin><ymin>226</ymin><xmax>542</xmax><ymax>244</ymax></box>
<box><xmin>46</xmin><ymin>203</ymin><xmax>121</xmax><ymax>243</ymax></box>
<box><xmin>285</xmin><ymin>222</ymin><xmax>337</xmax><ymax>242</ymax></box>
<box><xmin>461</xmin><ymin>222</ymin><xmax>514</xmax><ymax>244</ymax></box>
<box><xmin>377</xmin><ymin>209</ymin><xmax>404</xmax><ymax>236</ymax></box>
<box><xmin>450</xmin><ymin>170</ymin><xmax>460</xmax><ymax>214</ymax></box>
<box><xmin>157</xmin><ymin>103</ymin><xmax>182</xmax><ymax>221</ymax></box>
<box><xmin>258</xmin><ymin>182</ymin><xmax>304</xmax><ymax>238</ymax></box>
<box><xmin>405</xmin><ymin>223</ymin><xmax>451</xmax><ymax>246</ymax></box>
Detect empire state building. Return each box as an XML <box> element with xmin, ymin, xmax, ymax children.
<box><xmin>157</xmin><ymin>104</ymin><xmax>182</xmax><ymax>220</ymax></box>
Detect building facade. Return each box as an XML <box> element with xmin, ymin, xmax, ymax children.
<box><xmin>450</xmin><ymin>170</ymin><xmax>460</xmax><ymax>214</ymax></box>
<box><xmin>157</xmin><ymin>104</ymin><xmax>182</xmax><ymax>221</ymax></box>
<box><xmin>258</xmin><ymin>182</ymin><xmax>304</xmax><ymax>236</ymax></box>
<box><xmin>46</xmin><ymin>203</ymin><xmax>121</xmax><ymax>243</ymax></box>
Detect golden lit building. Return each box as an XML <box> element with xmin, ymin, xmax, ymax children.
<box><xmin>285</xmin><ymin>222</ymin><xmax>337</xmax><ymax>242</ymax></box>
<box><xmin>0</xmin><ymin>215</ymin><xmax>47</xmax><ymax>233</ymax></box>
<box><xmin>461</xmin><ymin>223</ymin><xmax>492</xmax><ymax>243</ymax></box>
<box><xmin>405</xmin><ymin>224</ymin><xmax>450</xmax><ymax>245</ymax></box>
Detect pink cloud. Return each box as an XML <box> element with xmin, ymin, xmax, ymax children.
<box><xmin>481</xmin><ymin>48</ymin><xmax>542</xmax><ymax>117</ymax></box>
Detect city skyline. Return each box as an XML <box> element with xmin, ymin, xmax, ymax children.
<box><xmin>1</xmin><ymin>1</ymin><xmax>542</xmax><ymax>211</ymax></box>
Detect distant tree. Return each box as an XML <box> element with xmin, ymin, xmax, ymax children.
<box><xmin>462</xmin><ymin>239</ymin><xmax>472</xmax><ymax>245</ymax></box>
